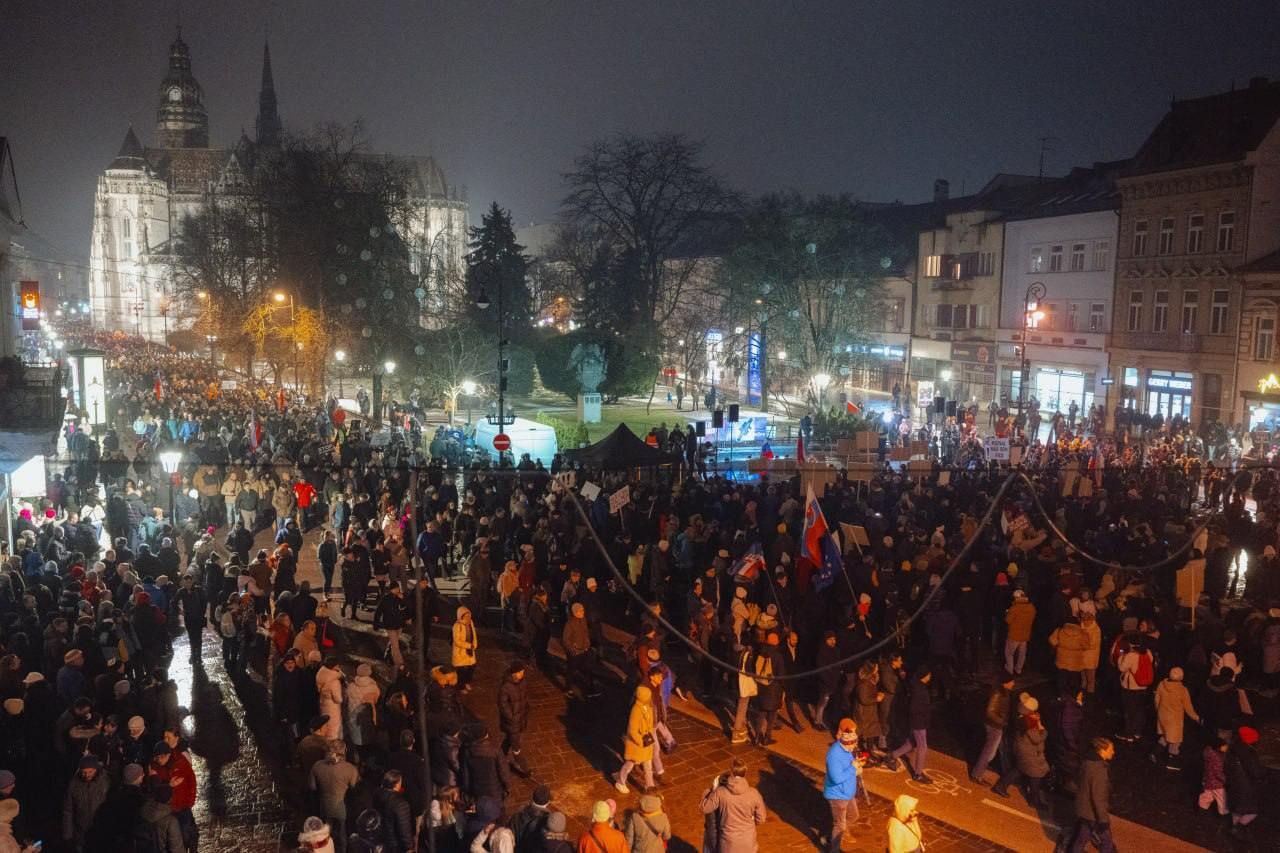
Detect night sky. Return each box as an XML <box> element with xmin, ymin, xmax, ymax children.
<box><xmin>3</xmin><ymin>0</ymin><xmax>1278</xmax><ymax>263</ymax></box>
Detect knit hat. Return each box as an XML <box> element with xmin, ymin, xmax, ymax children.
<box><xmin>114</xmin><ymin>679</ymin><xmax>131</xmax><ymax>698</ymax></box>
<box><xmin>592</xmin><ymin>800</ymin><xmax>612</xmax><ymax>823</ymax></box>
<box><xmin>547</xmin><ymin>812</ymin><xmax>567</xmax><ymax>833</ymax></box>
<box><xmin>21</xmin><ymin>672</ymin><xmax>43</xmax><ymax>685</ymax></box>
<box><xmin>532</xmin><ymin>784</ymin><xmax>552</xmax><ymax>807</ymax></box>
<box><xmin>152</xmin><ymin>742</ymin><xmax>171</xmax><ymax>757</ymax></box>
<box><xmin>1013</xmin><ymin>589</ymin><xmax>1026</xmax><ymax>599</ymax></box>
<box><xmin>1237</xmin><ymin>726</ymin><xmax>1260</xmax><ymax>746</ymax></box>
<box><xmin>837</xmin><ymin>718</ymin><xmax>857</xmax><ymax>743</ymax></box>
<box><xmin>78</xmin><ymin>755</ymin><xmax>103</xmax><ymax>771</ymax></box>
<box><xmin>64</xmin><ymin>649</ymin><xmax>84</xmax><ymax>665</ymax></box>
<box><xmin>297</xmin><ymin>816</ymin><xmax>332</xmax><ymax>843</ymax></box>
<box><xmin>128</xmin><ymin>715</ymin><xmax>145</xmax><ymax>731</ymax></box>
<box><xmin>123</xmin><ymin>764</ymin><xmax>146</xmax><ymax>785</ymax></box>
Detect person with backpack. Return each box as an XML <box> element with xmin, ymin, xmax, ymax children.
<box><xmin>1116</xmin><ymin>638</ymin><xmax>1155</xmax><ymax>743</ymax></box>
<box><xmin>622</xmin><ymin>794</ymin><xmax>671</xmax><ymax>853</ymax></box>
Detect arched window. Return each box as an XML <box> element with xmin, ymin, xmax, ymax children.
<box><xmin>121</xmin><ymin>216</ymin><xmax>134</xmax><ymax>259</ymax></box>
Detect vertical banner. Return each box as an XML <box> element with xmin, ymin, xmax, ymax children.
<box><xmin>19</xmin><ymin>281</ymin><xmax>40</xmax><ymax>330</ymax></box>
<box><xmin>747</xmin><ymin>332</ymin><xmax>763</xmax><ymax>406</ymax></box>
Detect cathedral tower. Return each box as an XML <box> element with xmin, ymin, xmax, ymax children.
<box><xmin>155</xmin><ymin>30</ymin><xmax>209</xmax><ymax>149</ymax></box>
<box><xmin>255</xmin><ymin>41</ymin><xmax>283</xmax><ymax>148</ymax></box>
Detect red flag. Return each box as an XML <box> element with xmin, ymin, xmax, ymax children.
<box><xmin>153</xmin><ymin>378</ymin><xmax>162</xmax><ymax>401</ymax></box>
<box><xmin>277</xmin><ymin>388</ymin><xmax>286</xmax><ymax>414</ymax></box>
<box><xmin>846</xmin><ymin>400</ymin><xmax>860</xmax><ymax>415</ymax></box>
<box><xmin>796</xmin><ymin>432</ymin><xmax>806</xmax><ymax>464</ymax></box>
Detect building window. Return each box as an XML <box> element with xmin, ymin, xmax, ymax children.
<box><xmin>923</xmin><ymin>254</ymin><xmax>942</xmax><ymax>277</ymax></box>
<box><xmin>888</xmin><ymin>299</ymin><xmax>905</xmax><ymax>332</ymax></box>
<box><xmin>1210</xmin><ymin>289</ymin><xmax>1230</xmax><ymax>335</ymax></box>
<box><xmin>120</xmin><ymin>217</ymin><xmax>133</xmax><ymax>259</ymax></box>
<box><xmin>1153</xmin><ymin>290</ymin><xmax>1169</xmax><ymax>332</ymax></box>
<box><xmin>1029</xmin><ymin>246</ymin><xmax>1045</xmax><ymax>273</ymax></box>
<box><xmin>1181</xmin><ymin>290</ymin><xmax>1199</xmax><ymax>334</ymax></box>
<box><xmin>1158</xmin><ymin>217</ymin><xmax>1175</xmax><ymax>255</ymax></box>
<box><xmin>935</xmin><ymin>304</ymin><xmax>953</xmax><ymax>327</ymax></box>
<box><xmin>1089</xmin><ymin>302</ymin><xmax>1105</xmax><ymax>331</ymax></box>
<box><xmin>1124</xmin><ymin>367</ymin><xmax>1139</xmax><ymax>387</ymax></box>
<box><xmin>1127</xmin><ymin>291</ymin><xmax>1143</xmax><ymax>331</ymax></box>
<box><xmin>978</xmin><ymin>252</ymin><xmax>995</xmax><ymax>276</ymax></box>
<box><xmin>1255</xmin><ymin>315</ymin><xmax>1275</xmax><ymax>361</ymax></box>
<box><xmin>1217</xmin><ymin>211</ymin><xmax>1236</xmax><ymax>252</ymax></box>
<box><xmin>1132</xmin><ymin>220</ymin><xmax>1148</xmax><ymax>256</ymax></box>
<box><xmin>1049</xmin><ymin>244</ymin><xmax>1064</xmax><ymax>272</ymax></box>
<box><xmin>1092</xmin><ymin>240</ymin><xmax>1110</xmax><ymax>271</ymax></box>
<box><xmin>1043</xmin><ymin>303</ymin><xmax>1059</xmax><ymax>330</ymax></box>
<box><xmin>1067</xmin><ymin>302</ymin><xmax>1078</xmax><ymax>330</ymax></box>
<box><xmin>1069</xmin><ymin>243</ymin><xmax>1086</xmax><ymax>271</ymax></box>
<box><xmin>1186</xmin><ymin>213</ymin><xmax>1204</xmax><ymax>253</ymax></box>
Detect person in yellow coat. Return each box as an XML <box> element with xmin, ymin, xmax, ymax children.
<box><xmin>614</xmin><ymin>685</ymin><xmax>656</xmax><ymax>795</ymax></box>
<box><xmin>886</xmin><ymin>794</ymin><xmax>924</xmax><ymax>853</ymax></box>
<box><xmin>451</xmin><ymin>606</ymin><xmax>478</xmax><ymax>693</ymax></box>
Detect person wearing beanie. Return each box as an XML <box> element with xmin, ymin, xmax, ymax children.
<box><xmin>577</xmin><ymin>800</ymin><xmax>627</xmax><ymax>853</ymax></box>
<box><xmin>309</xmin><ymin>739</ymin><xmax>359</xmax><ymax>851</ymax></box>
<box><xmin>1066</xmin><ymin>737</ymin><xmax>1115</xmax><ymax>852</ymax></box>
<box><xmin>1153</xmin><ymin>667</ymin><xmax>1199</xmax><ymax>769</ymax></box>
<box><xmin>149</xmin><ymin>738</ymin><xmax>198</xmax><ymax>851</ymax></box>
<box><xmin>623</xmin><ymin>793</ymin><xmax>671</xmax><ymax>853</ymax></box>
<box><xmin>541</xmin><ymin>810</ymin><xmax>573</xmax><ymax>853</ymax></box>
<box><xmin>57</xmin><ymin>648</ymin><xmax>87</xmax><ymax>706</ymax></box>
<box><xmin>508</xmin><ymin>783</ymin><xmax>553</xmax><ymax>849</ymax></box>
<box><xmin>992</xmin><ymin>706</ymin><xmax>1050</xmax><ymax>807</ymax></box>
<box><xmin>823</xmin><ymin>718</ymin><xmax>864</xmax><ymax>852</ymax></box>
<box><xmin>62</xmin><ymin>755</ymin><xmax>108</xmax><ymax>850</ymax></box>
<box><xmin>298</xmin><ymin>816</ymin><xmax>336</xmax><ymax>853</ymax></box>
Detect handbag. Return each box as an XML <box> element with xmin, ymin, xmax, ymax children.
<box><xmin>642</xmin><ymin>732</ymin><xmax>655</xmax><ymax>747</ymax></box>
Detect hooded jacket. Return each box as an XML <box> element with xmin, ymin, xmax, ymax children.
<box><xmin>452</xmin><ymin>608</ymin><xmax>477</xmax><ymax>667</ymax></box>
<box><xmin>1154</xmin><ymin>677</ymin><xmax>1198</xmax><ymax>744</ymax></box>
<box><xmin>886</xmin><ymin>795</ymin><xmax>922</xmax><ymax>853</ymax></box>
<box><xmin>699</xmin><ymin>774</ymin><xmax>765</xmax><ymax>853</ymax></box>
<box><xmin>315</xmin><ymin>666</ymin><xmax>344</xmax><ymax>740</ymax></box>
<box><xmin>135</xmin><ymin>797</ymin><xmax>185</xmax><ymax>853</ymax></box>
<box><xmin>1074</xmin><ymin>748</ymin><xmax>1110</xmax><ymax>823</ymax></box>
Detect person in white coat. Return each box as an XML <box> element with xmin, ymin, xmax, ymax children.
<box><xmin>316</xmin><ymin>657</ymin><xmax>345</xmax><ymax>740</ymax></box>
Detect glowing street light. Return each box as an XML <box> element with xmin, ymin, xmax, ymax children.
<box><xmin>335</xmin><ymin>349</ymin><xmax>346</xmax><ymax>362</ymax></box>
<box><xmin>461</xmin><ymin>380</ymin><xmax>477</xmax><ymax>395</ymax></box>
<box><xmin>159</xmin><ymin>450</ymin><xmax>183</xmax><ymax>523</ymax></box>
<box><xmin>384</xmin><ymin>360</ymin><xmax>397</xmax><ymax>374</ymax></box>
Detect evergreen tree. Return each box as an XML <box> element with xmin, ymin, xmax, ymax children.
<box><xmin>465</xmin><ymin>202</ymin><xmax>533</xmax><ymax>338</ymax></box>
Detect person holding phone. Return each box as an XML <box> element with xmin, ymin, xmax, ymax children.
<box><xmin>886</xmin><ymin>794</ymin><xmax>924</xmax><ymax>853</ymax></box>
<box><xmin>823</xmin><ymin>718</ymin><xmax>865</xmax><ymax>852</ymax></box>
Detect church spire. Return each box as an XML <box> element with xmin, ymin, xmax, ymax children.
<box><xmin>255</xmin><ymin>41</ymin><xmax>282</xmax><ymax>148</ymax></box>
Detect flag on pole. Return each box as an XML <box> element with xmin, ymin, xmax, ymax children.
<box><xmin>846</xmin><ymin>400</ymin><xmax>860</xmax><ymax>415</ymax></box>
<box><xmin>802</xmin><ymin>486</ymin><xmax>844</xmax><ymax>592</ymax></box>
<box><xmin>796</xmin><ymin>432</ymin><xmax>806</xmax><ymax>464</ymax></box>
<box><xmin>760</xmin><ymin>440</ymin><xmax>774</xmax><ymax>460</ymax></box>
<box><xmin>732</xmin><ymin>543</ymin><xmax>766</xmax><ymax>582</ymax></box>
<box><xmin>153</xmin><ymin>377</ymin><xmax>162</xmax><ymax>401</ymax></box>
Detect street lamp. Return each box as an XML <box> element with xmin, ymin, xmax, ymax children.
<box><xmin>335</xmin><ymin>349</ymin><xmax>346</xmax><ymax>397</ymax></box>
<box><xmin>159</xmin><ymin>450</ymin><xmax>183</xmax><ymax>524</ymax></box>
<box><xmin>461</xmin><ymin>379</ymin><xmax>477</xmax><ymax>424</ymax></box>
<box><xmin>812</xmin><ymin>372</ymin><xmax>832</xmax><ymax>410</ymax></box>
<box><xmin>384</xmin><ymin>360</ymin><xmax>397</xmax><ymax>375</ymax></box>
<box><xmin>273</xmin><ymin>290</ymin><xmax>299</xmax><ymax>390</ymax></box>
<box><xmin>1019</xmin><ymin>282</ymin><xmax>1047</xmax><ymax>425</ymax></box>
<box><xmin>476</xmin><ymin>280</ymin><xmax>511</xmax><ymax>458</ymax></box>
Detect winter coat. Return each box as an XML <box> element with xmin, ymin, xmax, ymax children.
<box><xmin>622</xmin><ymin>809</ymin><xmax>672</xmax><ymax>853</ymax></box>
<box><xmin>575</xmin><ymin>822</ymin><xmax>627</xmax><ymax>853</ymax></box>
<box><xmin>1153</xmin><ymin>679</ymin><xmax>1198</xmax><ymax>744</ymax></box>
<box><xmin>1226</xmin><ymin>743</ymin><xmax>1264</xmax><ymax>816</ymax></box>
<box><xmin>374</xmin><ymin>787</ymin><xmax>413</xmax><ymax>853</ymax></box>
<box><xmin>561</xmin><ymin>617</ymin><xmax>590</xmax><ymax>657</ymax></box>
<box><xmin>310</xmin><ymin>757</ymin><xmax>360</xmax><ymax>819</ymax></box>
<box><xmin>1048</xmin><ymin>623</ymin><xmax>1093</xmax><ymax>672</ymax></box>
<box><xmin>498</xmin><ymin>675</ymin><xmax>528</xmax><ymax>735</ymax></box>
<box><xmin>823</xmin><ymin>741</ymin><xmax>860</xmax><ymax>801</ymax></box>
<box><xmin>1005</xmin><ymin>599</ymin><xmax>1035</xmax><ymax>643</ymax></box>
<box><xmin>452</xmin><ymin>613</ymin><xmax>477</xmax><ymax>667</ymax></box>
<box><xmin>906</xmin><ymin>676</ymin><xmax>931</xmax><ymax>731</ymax></box>
<box><xmin>62</xmin><ymin>772</ymin><xmax>110</xmax><ymax>845</ymax></box>
<box><xmin>699</xmin><ymin>774</ymin><xmax>765</xmax><ymax>853</ymax></box>
<box><xmin>346</xmin><ymin>675</ymin><xmax>382</xmax><ymax>747</ymax></box>
<box><xmin>430</xmin><ymin>732</ymin><xmax>462</xmax><ymax>789</ymax></box>
<box><xmin>135</xmin><ymin>797</ymin><xmax>184</xmax><ymax>853</ymax></box>
<box><xmin>878</xmin><ymin>665</ymin><xmax>901</xmax><ymax>736</ymax></box>
<box><xmin>1074</xmin><ymin>751</ymin><xmax>1110</xmax><ymax>823</ymax></box>
<box><xmin>0</xmin><ymin>799</ymin><xmax>20</xmax><ymax>853</ymax></box>
<box><xmin>463</xmin><ymin>739</ymin><xmax>511</xmax><ymax>801</ymax></box>
<box><xmin>752</xmin><ymin>646</ymin><xmax>783</xmax><ymax>712</ymax></box>
<box><xmin>983</xmin><ymin>685</ymin><xmax>1012</xmax><ymax>730</ymax></box>
<box><xmin>886</xmin><ymin>794</ymin><xmax>923</xmax><ymax>853</ymax></box>
<box><xmin>854</xmin><ymin>678</ymin><xmax>883</xmax><ymax>739</ymax></box>
<box><xmin>623</xmin><ymin>686</ymin><xmax>656</xmax><ymax>763</ymax></box>
<box><xmin>316</xmin><ymin>666</ymin><xmax>344</xmax><ymax>740</ymax></box>
<box><xmin>1012</xmin><ymin>724</ymin><xmax>1050</xmax><ymax>779</ymax></box>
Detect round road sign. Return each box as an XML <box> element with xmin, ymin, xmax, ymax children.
<box><xmin>493</xmin><ymin>433</ymin><xmax>511</xmax><ymax>452</ymax></box>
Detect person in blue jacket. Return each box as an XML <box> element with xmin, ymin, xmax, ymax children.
<box><xmin>824</xmin><ymin>717</ymin><xmax>864</xmax><ymax>852</ymax></box>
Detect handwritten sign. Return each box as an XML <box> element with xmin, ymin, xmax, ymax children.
<box><xmin>609</xmin><ymin>485</ymin><xmax>631</xmax><ymax>514</ymax></box>
<box><xmin>983</xmin><ymin>436</ymin><xmax>1010</xmax><ymax>461</ymax></box>
<box><xmin>580</xmin><ymin>481</ymin><xmax>601</xmax><ymax>502</ymax></box>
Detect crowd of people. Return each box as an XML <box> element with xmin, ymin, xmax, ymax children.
<box><xmin>1</xmin><ymin>331</ymin><xmax>1278</xmax><ymax>852</ymax></box>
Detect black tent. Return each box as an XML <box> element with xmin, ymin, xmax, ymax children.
<box><xmin>567</xmin><ymin>423</ymin><xmax>667</xmax><ymax>468</ymax></box>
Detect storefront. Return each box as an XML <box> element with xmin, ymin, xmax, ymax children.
<box><xmin>1145</xmin><ymin>369</ymin><xmax>1195</xmax><ymax>420</ymax></box>
<box><xmin>950</xmin><ymin>342</ymin><xmax>998</xmax><ymax>405</ymax></box>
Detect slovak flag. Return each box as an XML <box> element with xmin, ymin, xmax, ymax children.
<box><xmin>796</xmin><ymin>432</ymin><xmax>807</xmax><ymax>464</ymax></box>
<box><xmin>802</xmin><ymin>486</ymin><xmax>844</xmax><ymax>593</ymax></box>
<box><xmin>761</xmin><ymin>440</ymin><xmax>774</xmax><ymax>460</ymax></box>
<box><xmin>733</xmin><ymin>544</ymin><xmax>766</xmax><ymax>581</ymax></box>
<box><xmin>846</xmin><ymin>400</ymin><xmax>861</xmax><ymax>415</ymax></box>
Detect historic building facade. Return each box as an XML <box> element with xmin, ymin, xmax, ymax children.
<box><xmin>1109</xmin><ymin>78</ymin><xmax>1280</xmax><ymax>426</ymax></box>
<box><xmin>89</xmin><ymin>32</ymin><xmax>468</xmax><ymax>341</ymax></box>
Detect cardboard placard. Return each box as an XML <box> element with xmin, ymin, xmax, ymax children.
<box><xmin>938</xmin><ymin>471</ymin><xmax>951</xmax><ymax>485</ymax></box>
<box><xmin>889</xmin><ymin>447</ymin><xmax>911</xmax><ymax>462</ymax></box>
<box><xmin>855</xmin><ymin>431</ymin><xmax>879</xmax><ymax>451</ymax></box>
<box><xmin>910</xmin><ymin>441</ymin><xmax>929</xmax><ymax>457</ymax></box>
<box><xmin>609</xmin><ymin>485</ymin><xmax>631</xmax><ymax>514</ymax></box>
<box><xmin>580</xmin><ymin>481</ymin><xmax>602</xmax><ymax>502</ymax></box>
<box><xmin>983</xmin><ymin>436</ymin><xmax>1010</xmax><ymax>461</ymax></box>
<box><xmin>1009</xmin><ymin>446</ymin><xmax>1023</xmax><ymax>466</ymax></box>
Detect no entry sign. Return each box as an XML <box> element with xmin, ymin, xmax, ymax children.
<box><xmin>493</xmin><ymin>433</ymin><xmax>511</xmax><ymax>452</ymax></box>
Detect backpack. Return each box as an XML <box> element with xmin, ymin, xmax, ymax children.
<box><xmin>1134</xmin><ymin>651</ymin><xmax>1155</xmax><ymax>687</ymax></box>
<box><xmin>218</xmin><ymin>608</ymin><xmax>237</xmax><ymax>639</ymax></box>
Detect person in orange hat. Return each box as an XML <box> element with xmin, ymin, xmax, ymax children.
<box><xmin>823</xmin><ymin>718</ymin><xmax>864</xmax><ymax>852</ymax></box>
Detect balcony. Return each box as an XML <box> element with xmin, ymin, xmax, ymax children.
<box><xmin>0</xmin><ymin>362</ymin><xmax>65</xmax><ymax>431</ymax></box>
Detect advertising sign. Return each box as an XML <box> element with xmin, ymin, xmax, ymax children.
<box><xmin>916</xmin><ymin>381</ymin><xmax>935</xmax><ymax>410</ymax></box>
<box><xmin>19</xmin><ymin>281</ymin><xmax>39</xmax><ymax>330</ymax></box>
<box><xmin>746</xmin><ymin>332</ymin><xmax>763</xmax><ymax>406</ymax></box>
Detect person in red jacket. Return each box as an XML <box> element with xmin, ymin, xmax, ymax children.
<box><xmin>293</xmin><ymin>479</ymin><xmax>317</xmax><ymax>530</ymax></box>
<box><xmin>150</xmin><ymin>741</ymin><xmax>198</xmax><ymax>851</ymax></box>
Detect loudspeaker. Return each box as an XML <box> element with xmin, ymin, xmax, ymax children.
<box><xmin>712</xmin><ymin>409</ymin><xmax>724</xmax><ymax>429</ymax></box>
<box><xmin>695</xmin><ymin>421</ymin><xmax>706</xmax><ymax>437</ymax></box>
<box><xmin>933</xmin><ymin>396</ymin><xmax>945</xmax><ymax>414</ymax></box>
<box><xmin>728</xmin><ymin>403</ymin><xmax>740</xmax><ymax>422</ymax></box>
<box><xmin>945</xmin><ymin>400</ymin><xmax>958</xmax><ymax>417</ymax></box>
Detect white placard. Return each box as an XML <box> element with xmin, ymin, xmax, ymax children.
<box><xmin>983</xmin><ymin>436</ymin><xmax>1010</xmax><ymax>461</ymax></box>
<box><xmin>580</xmin><ymin>481</ymin><xmax>601</xmax><ymax>502</ymax></box>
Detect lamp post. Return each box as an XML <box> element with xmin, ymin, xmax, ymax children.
<box><xmin>461</xmin><ymin>379</ymin><xmax>477</xmax><ymax>425</ymax></box>
<box><xmin>159</xmin><ymin>450</ymin><xmax>183</xmax><ymax>524</ymax></box>
<box><xmin>811</xmin><ymin>372</ymin><xmax>832</xmax><ymax>411</ymax></box>
<box><xmin>273</xmin><ymin>291</ymin><xmax>299</xmax><ymax>391</ymax></box>
<box><xmin>335</xmin><ymin>350</ymin><xmax>346</xmax><ymax>398</ymax></box>
<box><xmin>475</xmin><ymin>281</ymin><xmax>510</xmax><ymax>459</ymax></box>
<box><xmin>1019</xmin><ymin>282</ymin><xmax>1047</xmax><ymax>425</ymax></box>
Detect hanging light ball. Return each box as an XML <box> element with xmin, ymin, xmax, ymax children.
<box><xmin>360</xmin><ymin>249</ymin><xmax>373</xmax><ymax>262</ymax></box>
<box><xmin>336</xmin><ymin>273</ymin><xmax>348</xmax><ymax>285</ymax></box>
<box><xmin>383</xmin><ymin>288</ymin><xmax>394</xmax><ymax>300</ymax></box>
<box><xmin>414</xmin><ymin>344</ymin><xmax>425</xmax><ymax>356</ymax></box>
<box><xmin>414</xmin><ymin>287</ymin><xmax>426</xmax><ymax>300</ymax></box>
<box><xmin>361</xmin><ymin>326</ymin><xmax>372</xmax><ymax>338</ymax></box>
<box><xmin>355</xmin><ymin>298</ymin><xmax>367</xmax><ymax>310</ymax></box>
<box><xmin>369</xmin><ymin>226</ymin><xmax>381</xmax><ymax>238</ymax></box>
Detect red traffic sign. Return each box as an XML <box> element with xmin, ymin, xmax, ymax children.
<box><xmin>492</xmin><ymin>433</ymin><xmax>511</xmax><ymax>452</ymax></box>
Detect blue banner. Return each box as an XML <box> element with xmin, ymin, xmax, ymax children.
<box><xmin>747</xmin><ymin>332</ymin><xmax>762</xmax><ymax>406</ymax></box>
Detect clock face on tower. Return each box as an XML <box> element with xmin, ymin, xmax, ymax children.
<box><xmin>168</xmin><ymin>86</ymin><xmax>182</xmax><ymax>102</ymax></box>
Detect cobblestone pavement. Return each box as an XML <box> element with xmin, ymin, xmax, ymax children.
<box><xmin>171</xmin><ymin>628</ymin><xmax>291</xmax><ymax>853</ymax></box>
